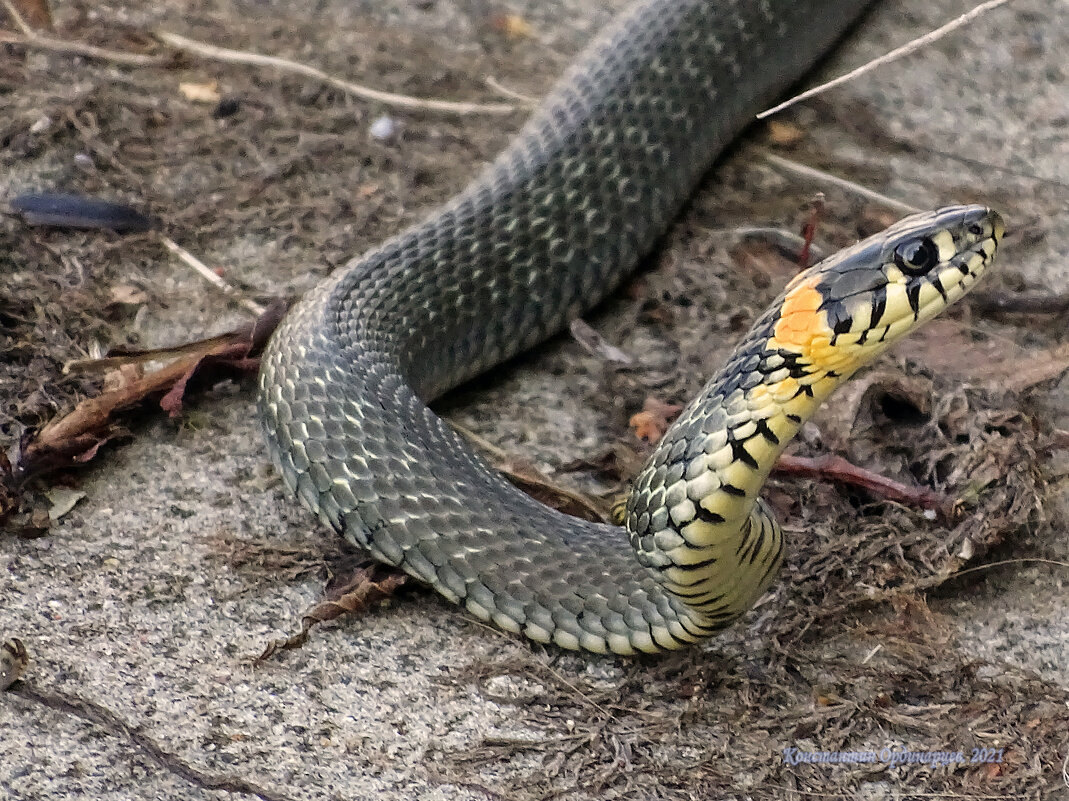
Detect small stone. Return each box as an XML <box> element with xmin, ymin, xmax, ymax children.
<box><xmin>369</xmin><ymin>115</ymin><xmax>398</xmax><ymax>142</ymax></box>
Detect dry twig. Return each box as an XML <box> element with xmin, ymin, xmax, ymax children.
<box><xmin>758</xmin><ymin>0</ymin><xmax>1016</xmax><ymax>118</ymax></box>
<box><xmin>160</xmin><ymin>236</ymin><xmax>266</xmax><ymax>317</ymax></box>
<box><xmin>256</xmin><ymin>564</ymin><xmax>408</xmax><ymax>661</ymax></box>
<box><xmin>763</xmin><ymin>153</ymin><xmax>920</xmax><ymax>214</ymax></box>
<box><xmin>155</xmin><ymin>30</ymin><xmax>522</xmax><ymax>117</ymax></box>
<box><xmin>775</xmin><ymin>453</ymin><xmax>951</xmax><ymax>517</ymax></box>
<box><xmin>483</xmin><ymin>75</ymin><xmax>538</xmax><ymax>105</ymax></box>
<box><xmin>0</xmin><ymin>0</ymin><xmax>163</xmax><ymax>66</ymax></box>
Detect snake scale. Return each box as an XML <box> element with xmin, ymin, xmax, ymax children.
<box><xmin>259</xmin><ymin>0</ymin><xmax>1003</xmax><ymax>655</ymax></box>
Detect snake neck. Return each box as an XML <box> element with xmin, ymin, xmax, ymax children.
<box><xmin>625</xmin><ymin>306</ymin><xmax>853</xmax><ymax>631</ymax></box>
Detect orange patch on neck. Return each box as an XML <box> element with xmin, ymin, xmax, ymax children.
<box><xmin>771</xmin><ymin>277</ymin><xmax>827</xmax><ymax>352</ymax></box>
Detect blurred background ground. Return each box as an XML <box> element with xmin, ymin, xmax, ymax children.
<box><xmin>1</xmin><ymin>0</ymin><xmax>1067</xmax><ymax>799</ymax></box>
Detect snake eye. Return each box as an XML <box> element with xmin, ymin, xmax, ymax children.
<box><xmin>893</xmin><ymin>237</ymin><xmax>940</xmax><ymax>275</ymax></box>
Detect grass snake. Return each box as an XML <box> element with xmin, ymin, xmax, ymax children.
<box><xmin>259</xmin><ymin>0</ymin><xmax>1004</xmax><ymax>655</ymax></box>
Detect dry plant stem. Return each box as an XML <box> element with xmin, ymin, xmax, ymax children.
<box><xmin>757</xmin><ymin>0</ymin><xmax>1016</xmax><ymax>118</ymax></box>
<box><xmin>709</xmin><ymin>226</ymin><xmax>828</xmax><ymax>263</ymax></box>
<box><xmin>63</xmin><ymin>110</ymin><xmax>143</xmax><ymax>184</ymax></box>
<box><xmin>160</xmin><ymin>236</ymin><xmax>266</xmax><ymax>317</ymax></box>
<box><xmin>64</xmin><ymin>334</ymin><xmax>252</xmax><ymax>374</ymax></box>
<box><xmin>257</xmin><ymin>567</ymin><xmax>408</xmax><ymax>661</ymax></box>
<box><xmin>1</xmin><ymin>0</ymin><xmax>32</xmax><ymax>34</ymax></box>
<box><xmin>763</xmin><ymin>153</ymin><xmax>920</xmax><ymax>214</ymax></box>
<box><xmin>483</xmin><ymin>75</ymin><xmax>538</xmax><ymax>105</ymax></box>
<box><xmin>0</xmin><ymin>0</ymin><xmax>162</xmax><ymax>66</ymax></box>
<box><xmin>12</xmin><ymin>682</ymin><xmax>293</xmax><ymax>801</ymax></box>
<box><xmin>12</xmin><ymin>304</ymin><xmax>284</xmax><ymax>491</ymax></box>
<box><xmin>0</xmin><ymin>29</ymin><xmax>163</xmax><ymax>65</ymax></box>
<box><xmin>447</xmin><ymin>420</ymin><xmax>609</xmax><ymax>523</ymax></box>
<box><xmin>155</xmin><ymin>30</ymin><xmax>522</xmax><ymax>117</ymax></box>
<box><xmin>29</xmin><ymin>343</ymin><xmax>244</xmax><ymax>457</ymax></box>
<box><xmin>9</xmin><ymin>0</ymin><xmax>50</xmax><ymax>31</ymax></box>
<box><xmin>569</xmin><ymin>318</ymin><xmax>634</xmax><ymax>365</ymax></box>
<box><xmin>775</xmin><ymin>453</ymin><xmax>948</xmax><ymax>514</ymax></box>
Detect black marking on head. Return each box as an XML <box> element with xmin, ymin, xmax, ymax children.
<box><xmin>786</xmin><ymin>413</ymin><xmax>802</xmax><ymax>424</ymax></box>
<box><xmin>831</xmin><ymin>311</ymin><xmax>853</xmax><ymax>335</ymax></box>
<box><xmin>870</xmin><ymin>286</ymin><xmax>887</xmax><ymax>327</ymax></box>
<box><xmin>906</xmin><ymin>282</ymin><xmax>922</xmax><ymax>318</ymax></box>
<box><xmin>721</xmin><ymin>483</ymin><xmax>746</xmax><ymax>497</ymax></box>
<box><xmin>774</xmin><ymin>348</ymin><xmax>812</xmax><ymax>380</ymax></box>
<box><xmin>931</xmin><ymin>273</ymin><xmax>949</xmax><ymax>302</ymax></box>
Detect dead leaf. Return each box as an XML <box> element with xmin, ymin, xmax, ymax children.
<box><xmin>766</xmin><ymin>120</ymin><xmax>806</xmax><ymax>147</ymax></box>
<box><xmin>108</xmin><ymin>284</ymin><xmax>149</xmax><ymax>306</ymax></box>
<box><xmin>102</xmin><ymin>363</ymin><xmax>143</xmax><ymax>393</ymax></box>
<box><xmin>630</xmin><ymin>397</ymin><xmax>682</xmax><ymax>443</ymax></box>
<box><xmin>494</xmin><ymin>457</ymin><xmax>609</xmax><ymax>523</ymax></box>
<box><xmin>257</xmin><ymin>564</ymin><xmax>407</xmax><ymax>661</ymax></box>
<box><xmin>2</xmin><ymin>303</ymin><xmax>287</xmax><ymax>525</ymax></box>
<box><xmin>984</xmin><ymin>762</ymin><xmax>1004</xmax><ymax>779</ymax></box>
<box><xmin>45</xmin><ymin>488</ymin><xmax>85</xmax><ymax>520</ymax></box>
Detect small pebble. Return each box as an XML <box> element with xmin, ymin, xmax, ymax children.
<box><xmin>369</xmin><ymin>114</ymin><xmax>398</xmax><ymax>142</ymax></box>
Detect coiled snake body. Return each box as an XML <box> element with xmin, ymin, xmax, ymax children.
<box><xmin>259</xmin><ymin>0</ymin><xmax>1003</xmax><ymax>654</ymax></box>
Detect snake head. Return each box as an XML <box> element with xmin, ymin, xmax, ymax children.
<box><xmin>769</xmin><ymin>205</ymin><xmax>1004</xmax><ymax>377</ymax></box>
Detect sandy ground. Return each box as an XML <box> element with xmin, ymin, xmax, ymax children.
<box><xmin>1</xmin><ymin>1</ymin><xmax>1067</xmax><ymax>799</ymax></box>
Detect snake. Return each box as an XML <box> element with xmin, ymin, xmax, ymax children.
<box><xmin>258</xmin><ymin>0</ymin><xmax>1004</xmax><ymax>655</ymax></box>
